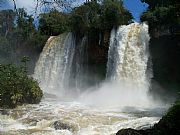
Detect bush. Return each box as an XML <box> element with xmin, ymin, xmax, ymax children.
<box><xmin>0</xmin><ymin>64</ymin><xmax>43</xmax><ymax>108</ymax></box>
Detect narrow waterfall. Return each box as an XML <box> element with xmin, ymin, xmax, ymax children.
<box><xmin>107</xmin><ymin>23</ymin><xmax>150</xmax><ymax>87</ymax></box>
<box><xmin>33</xmin><ymin>33</ymin><xmax>75</xmax><ymax>97</ymax></box>
<box><xmin>69</xmin><ymin>36</ymin><xmax>89</xmax><ymax>91</ymax></box>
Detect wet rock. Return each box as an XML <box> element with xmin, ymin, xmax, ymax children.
<box><xmin>116</xmin><ymin>101</ymin><xmax>180</xmax><ymax>135</ymax></box>
<box><xmin>53</xmin><ymin>121</ymin><xmax>71</xmax><ymax>130</ymax></box>
<box><xmin>0</xmin><ymin>109</ymin><xmax>9</xmax><ymax>115</ymax></box>
<box><xmin>116</xmin><ymin>128</ymin><xmax>143</xmax><ymax>135</ymax></box>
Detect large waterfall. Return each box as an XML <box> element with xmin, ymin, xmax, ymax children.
<box><xmin>81</xmin><ymin>23</ymin><xmax>152</xmax><ymax>107</ymax></box>
<box><xmin>34</xmin><ymin>23</ymin><xmax>152</xmax><ymax>106</ymax></box>
<box><xmin>1</xmin><ymin>23</ymin><xmax>166</xmax><ymax>135</ymax></box>
<box><xmin>33</xmin><ymin>33</ymin><xmax>76</xmax><ymax>97</ymax></box>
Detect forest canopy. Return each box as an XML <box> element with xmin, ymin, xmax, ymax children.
<box><xmin>140</xmin><ymin>0</ymin><xmax>180</xmax><ymax>35</ymax></box>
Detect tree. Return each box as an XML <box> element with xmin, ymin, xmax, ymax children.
<box><xmin>0</xmin><ymin>10</ymin><xmax>15</xmax><ymax>37</ymax></box>
<box><xmin>140</xmin><ymin>0</ymin><xmax>180</xmax><ymax>35</ymax></box>
<box><xmin>15</xmin><ymin>8</ymin><xmax>35</xmax><ymax>38</ymax></box>
<box><xmin>141</xmin><ymin>0</ymin><xmax>179</xmax><ymax>9</ymax></box>
<box><xmin>39</xmin><ymin>10</ymin><xmax>70</xmax><ymax>35</ymax></box>
<box><xmin>69</xmin><ymin>0</ymin><xmax>132</xmax><ymax>33</ymax></box>
<box><xmin>34</xmin><ymin>0</ymin><xmax>73</xmax><ymax>12</ymax></box>
<box><xmin>100</xmin><ymin>0</ymin><xmax>132</xmax><ymax>30</ymax></box>
<box><xmin>69</xmin><ymin>1</ymin><xmax>101</xmax><ymax>33</ymax></box>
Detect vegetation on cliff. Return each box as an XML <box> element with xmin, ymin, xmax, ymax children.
<box><xmin>140</xmin><ymin>0</ymin><xmax>180</xmax><ymax>35</ymax></box>
<box><xmin>0</xmin><ymin>63</ymin><xmax>43</xmax><ymax>108</ymax></box>
<box><xmin>140</xmin><ymin>0</ymin><xmax>180</xmax><ymax>93</ymax></box>
<box><xmin>38</xmin><ymin>0</ymin><xmax>132</xmax><ymax>36</ymax></box>
<box><xmin>0</xmin><ymin>8</ymin><xmax>48</xmax><ymax>73</ymax></box>
<box><xmin>69</xmin><ymin>0</ymin><xmax>132</xmax><ymax>34</ymax></box>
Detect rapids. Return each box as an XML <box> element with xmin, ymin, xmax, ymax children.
<box><xmin>0</xmin><ymin>98</ymin><xmax>166</xmax><ymax>135</ymax></box>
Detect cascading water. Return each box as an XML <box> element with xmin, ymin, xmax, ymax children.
<box><xmin>33</xmin><ymin>33</ymin><xmax>91</xmax><ymax>98</ymax></box>
<box><xmin>33</xmin><ymin>32</ymin><xmax>76</xmax><ymax>97</ymax></box>
<box><xmin>1</xmin><ymin>23</ymin><xmax>166</xmax><ymax>135</ymax></box>
<box><xmin>105</xmin><ymin>22</ymin><xmax>152</xmax><ymax>106</ymax></box>
<box><xmin>81</xmin><ymin>23</ymin><xmax>154</xmax><ymax>108</ymax></box>
<box><xmin>70</xmin><ymin>36</ymin><xmax>89</xmax><ymax>91</ymax></box>
<box><xmin>107</xmin><ymin>23</ymin><xmax>150</xmax><ymax>85</ymax></box>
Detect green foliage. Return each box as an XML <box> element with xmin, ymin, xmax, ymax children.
<box><xmin>162</xmin><ymin>101</ymin><xmax>180</xmax><ymax>129</ymax></box>
<box><xmin>151</xmin><ymin>101</ymin><xmax>180</xmax><ymax>135</ymax></box>
<box><xmin>0</xmin><ymin>8</ymin><xmax>48</xmax><ymax>66</ymax></box>
<box><xmin>0</xmin><ymin>9</ymin><xmax>15</xmax><ymax>37</ymax></box>
<box><xmin>69</xmin><ymin>0</ymin><xmax>133</xmax><ymax>34</ymax></box>
<box><xmin>0</xmin><ymin>64</ymin><xmax>43</xmax><ymax>108</ymax></box>
<box><xmin>21</xmin><ymin>56</ymin><xmax>30</xmax><ymax>73</ymax></box>
<box><xmin>69</xmin><ymin>1</ymin><xmax>101</xmax><ymax>34</ymax></box>
<box><xmin>0</xmin><ymin>36</ymin><xmax>10</xmax><ymax>55</ymax></box>
<box><xmin>140</xmin><ymin>0</ymin><xmax>180</xmax><ymax>34</ymax></box>
<box><xmin>39</xmin><ymin>10</ymin><xmax>70</xmax><ymax>36</ymax></box>
<box><xmin>141</xmin><ymin>0</ymin><xmax>179</xmax><ymax>10</ymax></box>
<box><xmin>100</xmin><ymin>0</ymin><xmax>132</xmax><ymax>30</ymax></box>
<box><xmin>24</xmin><ymin>31</ymin><xmax>48</xmax><ymax>50</ymax></box>
<box><xmin>15</xmin><ymin>8</ymin><xmax>36</xmax><ymax>39</ymax></box>
<box><xmin>0</xmin><ymin>36</ymin><xmax>11</xmax><ymax>63</ymax></box>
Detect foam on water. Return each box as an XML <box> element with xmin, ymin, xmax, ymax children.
<box><xmin>0</xmin><ymin>99</ymin><xmax>165</xmax><ymax>135</ymax></box>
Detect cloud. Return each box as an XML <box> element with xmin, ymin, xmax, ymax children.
<box><xmin>15</xmin><ymin>0</ymin><xmax>35</xmax><ymax>12</ymax></box>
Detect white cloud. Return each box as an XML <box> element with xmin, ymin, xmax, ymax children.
<box><xmin>15</xmin><ymin>0</ymin><xmax>35</xmax><ymax>12</ymax></box>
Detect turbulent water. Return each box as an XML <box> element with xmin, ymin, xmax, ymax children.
<box><xmin>1</xmin><ymin>23</ymin><xmax>167</xmax><ymax>135</ymax></box>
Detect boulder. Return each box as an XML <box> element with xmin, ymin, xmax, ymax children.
<box><xmin>53</xmin><ymin>121</ymin><xmax>71</xmax><ymax>130</ymax></box>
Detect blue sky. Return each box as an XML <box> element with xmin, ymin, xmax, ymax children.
<box><xmin>0</xmin><ymin>0</ymin><xmax>148</xmax><ymax>22</ymax></box>
<box><xmin>123</xmin><ymin>0</ymin><xmax>148</xmax><ymax>21</ymax></box>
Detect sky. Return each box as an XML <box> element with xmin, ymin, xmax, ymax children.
<box><xmin>123</xmin><ymin>0</ymin><xmax>148</xmax><ymax>21</ymax></box>
<box><xmin>0</xmin><ymin>0</ymin><xmax>148</xmax><ymax>22</ymax></box>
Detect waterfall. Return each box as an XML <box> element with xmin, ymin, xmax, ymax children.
<box><xmin>107</xmin><ymin>23</ymin><xmax>150</xmax><ymax>87</ymax></box>
<box><xmin>81</xmin><ymin>23</ymin><xmax>152</xmax><ymax>107</ymax></box>
<box><xmin>34</xmin><ymin>32</ymin><xmax>91</xmax><ymax>98</ymax></box>
<box><xmin>69</xmin><ymin>36</ymin><xmax>89</xmax><ymax>91</ymax></box>
<box><xmin>33</xmin><ymin>33</ymin><xmax>76</xmax><ymax>97</ymax></box>
<box><xmin>34</xmin><ymin>23</ymin><xmax>153</xmax><ymax>107</ymax></box>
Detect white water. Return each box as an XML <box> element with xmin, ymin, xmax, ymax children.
<box><xmin>33</xmin><ymin>33</ymin><xmax>76</xmax><ymax>97</ymax></box>
<box><xmin>34</xmin><ymin>23</ymin><xmax>151</xmax><ymax>103</ymax></box>
<box><xmin>0</xmin><ymin>98</ymin><xmax>165</xmax><ymax>135</ymax></box>
<box><xmin>0</xmin><ymin>23</ymin><xmax>167</xmax><ymax>135</ymax></box>
<box><xmin>80</xmin><ymin>23</ymin><xmax>154</xmax><ymax>108</ymax></box>
<box><xmin>107</xmin><ymin>23</ymin><xmax>150</xmax><ymax>84</ymax></box>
